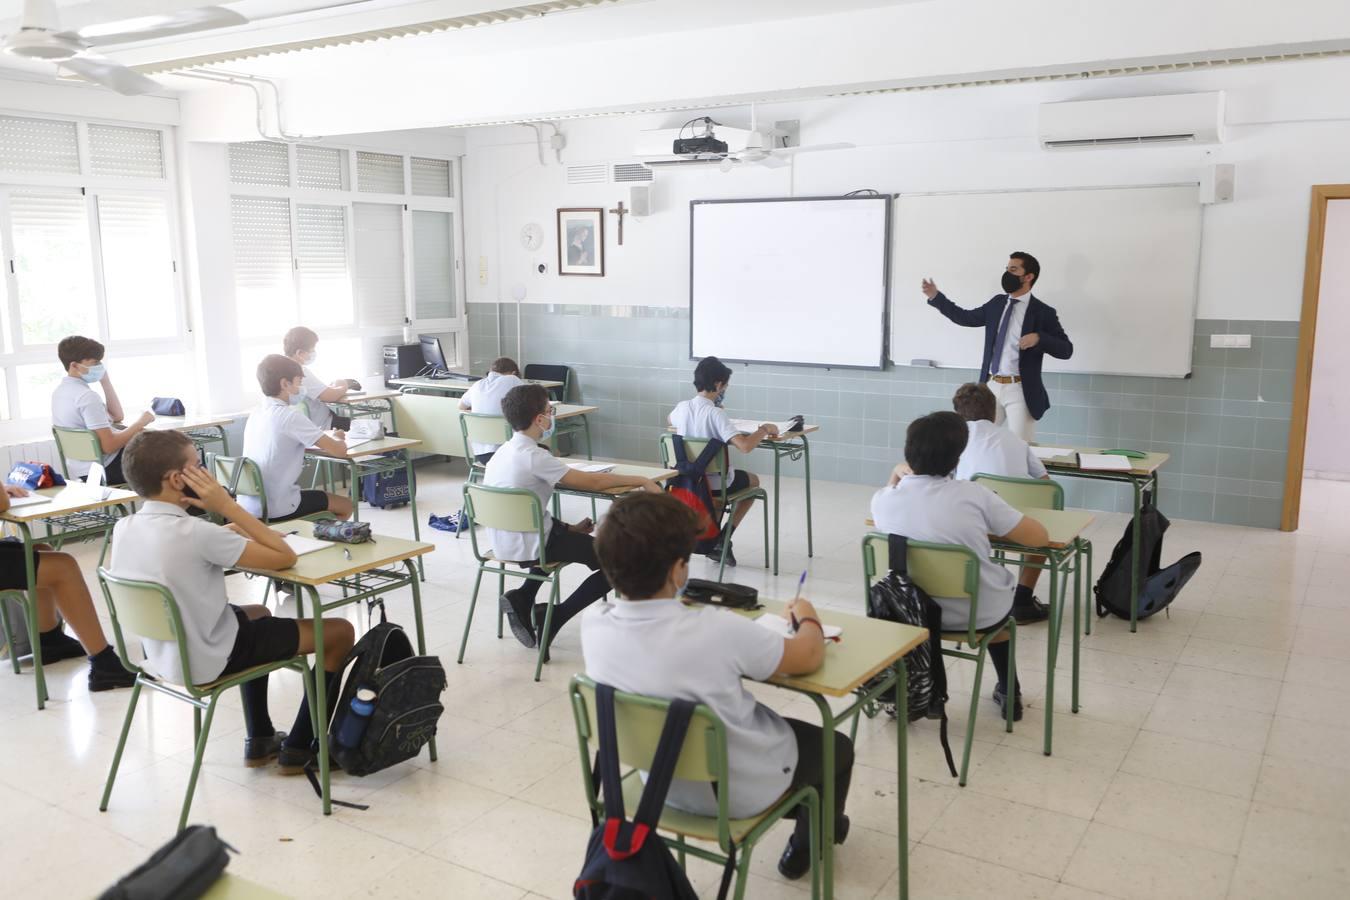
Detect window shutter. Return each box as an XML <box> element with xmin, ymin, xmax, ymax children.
<box><xmin>352</xmin><ymin>203</ymin><xmax>406</xmax><ymax>331</ymax></box>
<box><xmin>88</xmin><ymin>125</ymin><xmax>165</xmax><ymax>179</ymax></box>
<box><xmin>9</xmin><ymin>191</ymin><xmax>97</xmax><ymax>345</ymax></box>
<box><xmin>410</xmin><ymin>157</ymin><xmax>452</xmax><ymax>197</ymax></box>
<box><xmin>411</xmin><ymin>210</ymin><xmax>455</xmax><ymax>320</ymax></box>
<box><xmin>231</xmin><ymin>196</ymin><xmax>295</xmax><ymax>336</ymax></box>
<box><xmin>229</xmin><ymin>141</ymin><xmax>290</xmax><ymax>186</ymax></box>
<box><xmin>296</xmin><ymin>204</ymin><xmax>353</xmax><ymax>326</ymax></box>
<box><xmin>356</xmin><ymin>151</ymin><xmax>404</xmax><ymax>193</ymax></box>
<box><xmin>97</xmin><ymin>194</ymin><xmax>177</xmax><ymax>340</ymax></box>
<box><xmin>0</xmin><ymin>116</ymin><xmax>80</xmax><ymax>175</ymax></box>
<box><xmin>296</xmin><ymin>146</ymin><xmax>347</xmax><ymax>190</ymax></box>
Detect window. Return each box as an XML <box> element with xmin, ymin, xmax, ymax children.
<box><xmin>356</xmin><ymin>151</ymin><xmax>404</xmax><ymax>193</ymax></box>
<box><xmin>412</xmin><ymin>210</ymin><xmax>455</xmax><ymax>320</ymax></box>
<box><xmin>88</xmin><ymin>125</ymin><xmax>165</xmax><ymax>179</ymax></box>
<box><xmin>411</xmin><ymin>157</ymin><xmax>452</xmax><ymax>197</ymax></box>
<box><xmin>230</xmin><ymin>141</ymin><xmax>290</xmax><ymax>186</ymax></box>
<box><xmin>10</xmin><ymin>191</ymin><xmax>99</xmax><ymax>345</ymax></box>
<box><xmin>296</xmin><ymin>204</ymin><xmax>352</xmax><ymax>326</ymax></box>
<box><xmin>0</xmin><ymin>116</ymin><xmax>79</xmax><ymax>175</ymax></box>
<box><xmin>230</xmin><ymin>196</ymin><xmax>294</xmax><ymax>338</ymax></box>
<box><xmin>97</xmin><ymin>194</ymin><xmax>178</xmax><ymax>340</ymax></box>
<box><xmin>296</xmin><ymin>146</ymin><xmax>347</xmax><ymax>191</ymax></box>
<box><xmin>353</xmin><ymin>203</ymin><xmax>406</xmax><ymax>330</ymax></box>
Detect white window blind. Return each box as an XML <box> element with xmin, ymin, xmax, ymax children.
<box><xmin>356</xmin><ymin>151</ymin><xmax>404</xmax><ymax>193</ymax></box>
<box><xmin>353</xmin><ymin>203</ymin><xmax>405</xmax><ymax>330</ymax></box>
<box><xmin>0</xmin><ymin>116</ymin><xmax>79</xmax><ymax>175</ymax></box>
<box><xmin>410</xmin><ymin>157</ymin><xmax>452</xmax><ymax>197</ymax></box>
<box><xmin>231</xmin><ymin>196</ymin><xmax>295</xmax><ymax>337</ymax></box>
<box><xmin>88</xmin><ymin>125</ymin><xmax>165</xmax><ymax>179</ymax></box>
<box><xmin>296</xmin><ymin>146</ymin><xmax>346</xmax><ymax>191</ymax></box>
<box><xmin>229</xmin><ymin>141</ymin><xmax>290</xmax><ymax>186</ymax></box>
<box><xmin>10</xmin><ymin>191</ymin><xmax>97</xmax><ymax>345</ymax></box>
<box><xmin>412</xmin><ymin>210</ymin><xmax>455</xmax><ymax>320</ymax></box>
<box><xmin>296</xmin><ymin>204</ymin><xmax>353</xmax><ymax>327</ymax></box>
<box><xmin>97</xmin><ymin>194</ymin><xmax>177</xmax><ymax>340</ymax></box>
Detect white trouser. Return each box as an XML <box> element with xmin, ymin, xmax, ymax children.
<box><xmin>986</xmin><ymin>378</ymin><xmax>1036</xmax><ymax>442</ymax></box>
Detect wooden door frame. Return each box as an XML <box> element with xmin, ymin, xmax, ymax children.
<box><xmin>1282</xmin><ymin>184</ymin><xmax>1350</xmax><ymax>531</ymax></box>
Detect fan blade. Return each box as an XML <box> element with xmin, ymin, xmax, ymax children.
<box><xmin>772</xmin><ymin>142</ymin><xmax>856</xmax><ymax>156</ymax></box>
<box><xmin>61</xmin><ymin>54</ymin><xmax>161</xmax><ymax>95</ymax></box>
<box><xmin>757</xmin><ymin>155</ymin><xmax>790</xmax><ymax>169</ymax></box>
<box><xmin>78</xmin><ymin>6</ymin><xmax>247</xmax><ymax>46</ymax></box>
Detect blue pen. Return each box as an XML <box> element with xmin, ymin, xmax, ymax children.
<box><xmin>789</xmin><ymin>570</ymin><xmax>807</xmax><ymax>630</ymax></box>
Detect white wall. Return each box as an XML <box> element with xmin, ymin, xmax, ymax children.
<box><xmin>463</xmin><ymin>56</ymin><xmax>1350</xmax><ymax>325</ymax></box>
<box><xmin>1305</xmin><ymin>199</ymin><xmax>1350</xmax><ymax>477</ymax></box>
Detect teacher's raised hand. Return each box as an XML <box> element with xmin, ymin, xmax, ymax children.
<box><xmin>921</xmin><ymin>278</ymin><xmax>939</xmax><ymax>300</ymax></box>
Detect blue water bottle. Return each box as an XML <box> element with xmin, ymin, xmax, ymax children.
<box><xmin>335</xmin><ymin>688</ymin><xmax>377</xmax><ymax>749</ymax></box>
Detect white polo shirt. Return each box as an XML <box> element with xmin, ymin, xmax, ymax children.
<box><xmin>460</xmin><ymin>371</ymin><xmax>525</xmax><ymax>456</ymax></box>
<box><xmin>110</xmin><ymin>502</ymin><xmax>248</xmax><ymax>685</ymax></box>
<box><xmin>482</xmin><ymin>431</ymin><xmax>569</xmax><ymax>562</ymax></box>
<box><xmin>669</xmin><ymin>395</ymin><xmax>741</xmax><ymax>487</ymax></box>
<box><xmin>871</xmin><ymin>475</ymin><xmax>1024</xmax><ymax>630</ymax></box>
<box><xmin>240</xmin><ymin>397</ymin><xmax>325</xmax><ymax>520</ymax></box>
<box><xmin>51</xmin><ymin>376</ymin><xmax>117</xmax><ymax>477</ymax></box>
<box><xmin>992</xmin><ymin>295</ymin><xmax>1029</xmax><ymax>377</ymax></box>
<box><xmin>955</xmin><ymin>419</ymin><xmax>1047</xmax><ymax>482</ymax></box>
<box><xmin>299</xmin><ymin>365</ymin><xmax>334</xmax><ymax>430</ymax></box>
<box><xmin>581</xmin><ymin>597</ymin><xmax>795</xmax><ymax>819</ymax></box>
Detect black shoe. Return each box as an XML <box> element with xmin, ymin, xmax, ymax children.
<box><xmin>992</xmin><ymin>685</ymin><xmax>1024</xmax><ymax>722</ymax></box>
<box><xmin>244</xmin><ymin>730</ymin><xmax>288</xmax><ymax>768</ymax></box>
<box><xmin>501</xmin><ymin>590</ymin><xmax>536</xmax><ymax>649</ymax></box>
<box><xmin>87</xmin><ymin>648</ymin><xmax>136</xmax><ymax>692</ymax></box>
<box><xmin>39</xmin><ymin>627</ymin><xmax>86</xmax><ymax>663</ymax></box>
<box><xmin>777</xmin><ymin>816</ymin><xmax>849</xmax><ymax>880</ymax></box>
<box><xmin>1012</xmin><ymin>596</ymin><xmax>1049</xmax><ymax>625</ymax></box>
<box><xmin>708</xmin><ymin>538</ymin><xmax>737</xmax><ymax>568</ymax></box>
<box><xmin>531</xmin><ymin>605</ymin><xmax>552</xmax><ymax>664</ymax></box>
<box><xmin>276</xmin><ymin>744</ymin><xmax>343</xmax><ymax>776</ymax></box>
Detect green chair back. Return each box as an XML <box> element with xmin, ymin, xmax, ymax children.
<box><xmin>972</xmin><ymin>473</ymin><xmax>1064</xmax><ymax>511</ymax></box>
<box><xmin>52</xmin><ymin>427</ymin><xmax>104</xmax><ymax>479</ymax></box>
<box><xmin>862</xmin><ymin>532</ymin><xmax>984</xmax><ymax>643</ymax></box>
<box><xmin>97</xmin><ymin>567</ymin><xmax>196</xmax><ymax>687</ymax></box>
<box><xmin>462</xmin><ymin>483</ymin><xmax>550</xmax><ymax>565</ymax></box>
<box><xmin>459</xmin><ymin>413</ymin><xmax>512</xmax><ymax>449</ymax></box>
<box><xmin>571</xmin><ymin>675</ymin><xmax>724</xmax><ymax>783</ymax></box>
<box><xmin>211</xmin><ymin>455</ymin><xmax>267</xmax><ymax>520</ymax></box>
<box><xmin>390</xmin><ymin>393</ymin><xmax>469</xmax><ymax>458</ymax></box>
<box><xmin>659</xmin><ymin>433</ymin><xmax>728</xmax><ymax>476</ymax></box>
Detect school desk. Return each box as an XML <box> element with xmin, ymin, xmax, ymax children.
<box><xmin>390</xmin><ymin>376</ymin><xmax>563</xmax><ymax>395</ymax></box>
<box><xmin>328</xmin><ymin>387</ymin><xmax>403</xmax><ymax>431</ymax></box>
<box><xmin>145</xmin><ymin>413</ymin><xmax>238</xmax><ymax>457</ymax></box>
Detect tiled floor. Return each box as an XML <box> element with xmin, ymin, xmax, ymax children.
<box><xmin>3</xmin><ymin>469</ymin><xmax>1349</xmax><ymax>899</ymax></box>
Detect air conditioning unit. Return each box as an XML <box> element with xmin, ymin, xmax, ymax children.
<box><xmin>1038</xmin><ymin>92</ymin><xmax>1224</xmax><ymax>150</ymax></box>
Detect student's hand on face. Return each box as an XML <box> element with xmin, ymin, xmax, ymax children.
<box><xmin>1018</xmin><ymin>333</ymin><xmax>1041</xmax><ymax>350</ymax></box>
<box><xmin>4</xmin><ymin>485</ymin><xmax>29</xmax><ymax>498</ymax></box>
<box><xmin>179</xmin><ymin>466</ymin><xmax>231</xmax><ymax>514</ymax></box>
<box><xmin>888</xmin><ymin>462</ymin><xmax>912</xmax><ymax>486</ymax></box>
<box><xmin>571</xmin><ymin>518</ymin><xmax>594</xmax><ymax>535</ymax></box>
<box><xmin>921</xmin><ymin>278</ymin><xmax>938</xmax><ymax>299</ymax></box>
<box><xmin>137</xmin><ymin>411</ymin><xmax>156</xmax><ymax>427</ymax></box>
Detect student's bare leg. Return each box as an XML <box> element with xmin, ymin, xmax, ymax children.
<box><xmin>34</xmin><ymin>549</ymin><xmax>110</xmax><ymax>655</ymax></box>
<box><xmin>323</xmin><ymin>493</ymin><xmax>353</xmax><ymax>521</ymax></box>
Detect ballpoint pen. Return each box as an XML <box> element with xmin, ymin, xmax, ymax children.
<box><xmin>788</xmin><ymin>569</ymin><xmax>807</xmax><ymax>631</ymax></box>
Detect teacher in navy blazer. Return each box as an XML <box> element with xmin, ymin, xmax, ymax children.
<box><xmin>922</xmin><ymin>251</ymin><xmax>1073</xmax><ymax>441</ymax></box>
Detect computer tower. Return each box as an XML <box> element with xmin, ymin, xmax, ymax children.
<box><xmin>383</xmin><ymin>344</ymin><xmax>423</xmax><ymax>386</ymax></box>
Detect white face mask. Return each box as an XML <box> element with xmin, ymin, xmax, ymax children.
<box><xmin>286</xmin><ymin>382</ymin><xmax>305</xmax><ymax>405</ymax></box>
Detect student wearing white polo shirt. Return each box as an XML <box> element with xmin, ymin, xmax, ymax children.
<box><xmin>583</xmin><ymin>491</ymin><xmax>851</xmax><ymax>881</ymax></box>
<box><xmin>283</xmin><ymin>326</ymin><xmax>351</xmax><ymax>432</ymax></box>
<box><xmin>110</xmin><ymin>430</ymin><xmax>354</xmax><ymax>773</ymax></box>
<box><xmin>458</xmin><ymin>356</ymin><xmax>525</xmax><ymax>463</ymax></box>
<box><xmin>952</xmin><ymin>382</ymin><xmax>1052</xmax><ymax>624</ymax></box>
<box><xmin>668</xmin><ymin>356</ymin><xmax>778</xmax><ymax>567</ymax></box>
<box><xmin>486</xmin><ymin>383</ymin><xmax>662</xmax><ymax>652</ymax></box>
<box><xmin>241</xmin><ymin>355</ymin><xmax>353</xmax><ymax>522</ymax></box>
<box><xmin>871</xmin><ymin>411</ymin><xmax>1048</xmax><ymax>721</ymax></box>
<box><xmin>50</xmin><ymin>335</ymin><xmax>155</xmax><ymax>484</ymax></box>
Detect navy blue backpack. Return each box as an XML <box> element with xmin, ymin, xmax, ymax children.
<box><xmin>665</xmin><ymin>435</ymin><xmax>726</xmax><ymax>555</ymax></box>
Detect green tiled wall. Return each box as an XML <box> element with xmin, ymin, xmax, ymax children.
<box><xmin>469</xmin><ymin>303</ymin><xmax>1296</xmax><ymax>529</ymax></box>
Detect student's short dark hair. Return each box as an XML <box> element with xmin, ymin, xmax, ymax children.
<box><xmin>257</xmin><ymin>354</ymin><xmax>304</xmax><ymax>397</ymax></box>
<box><xmin>952</xmin><ymin>382</ymin><xmax>997</xmax><ymax>423</ymax></box>
<box><xmin>904</xmin><ymin>411</ymin><xmax>969</xmax><ymax>477</ymax></box>
<box><xmin>283</xmin><ymin>326</ymin><xmax>319</xmax><ymax>357</ymax></box>
<box><xmin>123</xmin><ymin>430</ymin><xmax>193</xmax><ymax>497</ymax></box>
<box><xmin>595</xmin><ymin>492</ymin><xmax>700</xmax><ymax>600</ymax></box>
<box><xmin>491</xmin><ymin>357</ymin><xmax>520</xmax><ymax>375</ymax></box>
<box><xmin>1010</xmin><ymin>251</ymin><xmax>1040</xmax><ymax>286</ymax></box>
<box><xmin>693</xmin><ymin>356</ymin><xmax>732</xmax><ymax>393</ymax></box>
<box><xmin>501</xmin><ymin>383</ymin><xmax>549</xmax><ymax>431</ymax></box>
<box><xmin>58</xmin><ymin>335</ymin><xmax>105</xmax><ymax>370</ymax></box>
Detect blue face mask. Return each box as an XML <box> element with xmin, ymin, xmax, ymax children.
<box><xmin>540</xmin><ymin>414</ymin><xmax>556</xmax><ymax>441</ymax></box>
<box><xmin>288</xmin><ymin>387</ymin><xmax>305</xmax><ymax>405</ymax></box>
<box><xmin>79</xmin><ymin>363</ymin><xmax>105</xmax><ymax>384</ymax></box>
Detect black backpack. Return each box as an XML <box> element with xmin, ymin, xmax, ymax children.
<box><xmin>666</xmin><ymin>435</ymin><xmax>727</xmax><ymax>555</ymax></box>
<box><xmin>865</xmin><ymin>534</ymin><xmax>958</xmax><ymax>778</ymax></box>
<box><xmin>574</xmin><ymin>683</ymin><xmax>701</xmax><ymax>900</ymax></box>
<box><xmin>1095</xmin><ymin>492</ymin><xmax>1203</xmax><ymax>621</ymax></box>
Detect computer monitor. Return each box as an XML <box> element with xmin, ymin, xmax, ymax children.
<box><xmin>419</xmin><ymin>334</ymin><xmax>449</xmax><ymax>372</ymax></box>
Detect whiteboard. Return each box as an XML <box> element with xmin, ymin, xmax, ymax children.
<box><xmin>890</xmin><ymin>185</ymin><xmax>1202</xmax><ymax>377</ymax></box>
<box><xmin>690</xmin><ymin>196</ymin><xmax>890</xmax><ymax>369</ymax></box>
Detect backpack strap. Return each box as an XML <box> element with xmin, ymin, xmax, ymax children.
<box><xmin>630</xmin><ymin>698</ymin><xmax>696</xmax><ymax>831</ymax></box>
<box><xmin>886</xmin><ymin>533</ymin><xmax>909</xmax><ymax>577</ymax></box>
<box><xmin>593</xmin><ymin>683</ymin><xmax>629</xmax><ymax>843</ymax></box>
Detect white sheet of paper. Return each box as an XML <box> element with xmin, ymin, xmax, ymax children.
<box><xmin>730</xmin><ymin>418</ymin><xmax>799</xmax><ymax>436</ymax></box>
<box><xmin>87</xmin><ymin>461</ymin><xmax>106</xmax><ymax>487</ymax></box>
<box><xmin>1078</xmin><ymin>453</ymin><xmax>1133</xmax><ymax>471</ymax></box>
<box><xmin>4</xmin><ymin>493</ymin><xmax>52</xmax><ymax>508</ymax></box>
<box><xmin>282</xmin><ymin>534</ymin><xmax>330</xmax><ymax>556</ymax></box>
<box><xmin>754</xmin><ymin>613</ymin><xmax>843</xmax><ymax>641</ymax></box>
<box><xmin>1030</xmin><ymin>446</ymin><xmax>1074</xmax><ymax>460</ymax></box>
<box><xmin>567</xmin><ymin>463</ymin><xmax>615</xmax><ymax>474</ymax></box>
<box><xmin>346</xmin><ymin>419</ymin><xmax>383</xmax><ymax>440</ymax></box>
<box><xmin>344</xmin><ymin>436</ymin><xmax>376</xmax><ymax>450</ymax></box>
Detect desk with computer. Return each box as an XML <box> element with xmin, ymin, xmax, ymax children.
<box><xmin>382</xmin><ymin>334</ymin><xmax>480</xmax><ymax>388</ymax></box>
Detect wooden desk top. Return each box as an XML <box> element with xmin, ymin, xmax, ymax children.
<box><xmin>559</xmin><ymin>460</ymin><xmax>677</xmax><ymax>496</ymax></box>
<box><xmin>666</xmin><ymin>423</ymin><xmax>820</xmax><ymax>440</ymax></box>
<box><xmin>554</xmin><ymin>403</ymin><xmax>597</xmax><ymax>420</ymax></box>
<box><xmin>337</xmin><ymin>388</ymin><xmax>402</xmax><ymax>402</ymax></box>
<box><xmin>0</xmin><ymin>485</ymin><xmax>139</xmax><ymax>523</ymax></box>
<box><xmin>145</xmin><ymin>414</ymin><xmax>240</xmax><ymax>431</ymax></box>
<box><xmin>308</xmin><ymin>435</ymin><xmax>422</xmax><ymax>461</ymax></box>
<box><xmin>1039</xmin><ymin>447</ymin><xmax>1170</xmax><ymax>477</ymax></box>
<box><xmin>865</xmin><ymin>506</ymin><xmax>1094</xmax><ymax>551</ymax></box>
<box><xmin>392</xmin><ymin>376</ymin><xmax>563</xmax><ymax>392</ymax></box>
<box><xmin>232</xmin><ymin>521</ymin><xmax>434</xmax><ymax>587</ymax></box>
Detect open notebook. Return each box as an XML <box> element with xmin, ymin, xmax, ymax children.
<box><xmin>567</xmin><ymin>462</ymin><xmax>615</xmax><ymax>474</ymax></box>
<box><xmin>730</xmin><ymin>418</ymin><xmax>799</xmax><ymax>436</ymax></box>
<box><xmin>4</xmin><ymin>493</ymin><xmax>52</xmax><ymax>509</ymax></box>
<box><xmin>283</xmin><ymin>534</ymin><xmax>331</xmax><ymax>556</ymax></box>
<box><xmin>1030</xmin><ymin>446</ymin><xmax>1074</xmax><ymax>461</ymax></box>
<box><xmin>1078</xmin><ymin>453</ymin><xmax>1133</xmax><ymax>472</ymax></box>
<box><xmin>754</xmin><ymin>613</ymin><xmax>843</xmax><ymax>641</ymax></box>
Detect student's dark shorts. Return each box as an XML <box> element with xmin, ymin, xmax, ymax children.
<box><xmin>474</xmin><ymin>452</ymin><xmax>496</xmax><ymax>465</ymax></box>
<box><xmin>723</xmin><ymin>470</ymin><xmax>752</xmax><ymax>495</ymax></box>
<box><xmin>270</xmin><ymin>490</ymin><xmax>332</xmax><ymax>523</ymax></box>
<box><xmin>0</xmin><ymin>538</ymin><xmax>38</xmax><ymax>589</ymax></box>
<box><xmin>217</xmin><ymin>605</ymin><xmax>301</xmax><ymax>678</ymax></box>
<box><xmin>330</xmin><ymin>414</ymin><xmax>353</xmax><ymax>432</ymax></box>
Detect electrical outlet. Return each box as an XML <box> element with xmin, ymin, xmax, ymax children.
<box><xmin>1209</xmin><ymin>334</ymin><xmax>1252</xmax><ymax>349</ymax></box>
<box><xmin>478</xmin><ymin>256</ymin><xmax>488</xmax><ymax>285</ymax></box>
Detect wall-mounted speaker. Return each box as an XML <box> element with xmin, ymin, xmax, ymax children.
<box><xmin>1200</xmin><ymin>163</ymin><xmax>1236</xmax><ymax>204</ymax></box>
<box><xmin>630</xmin><ymin>184</ymin><xmax>652</xmax><ymax>217</ymax></box>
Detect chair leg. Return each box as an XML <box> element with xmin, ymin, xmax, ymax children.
<box><xmin>100</xmin><ymin>679</ymin><xmax>143</xmax><ymax>812</ymax></box>
<box><xmin>761</xmin><ymin>494</ymin><xmax>770</xmax><ymax>571</ymax></box>
<box><xmin>457</xmin><ymin>568</ymin><xmax>485</xmax><ymax>664</ymax></box>
<box><xmin>676</xmin><ymin>833</ymin><xmax>687</xmax><ymax>869</ymax></box>
<box><xmin>193</xmin><ymin>706</ymin><xmax>202</xmax><ymax>745</ymax></box>
<box><xmin>179</xmin><ymin>696</ymin><xmax>219</xmax><ymax>833</ymax></box>
<box><xmin>496</xmin><ymin>571</ymin><xmax>505</xmax><ymax>639</ymax></box>
<box><xmin>1005</xmin><ymin>623</ymin><xmax>1018</xmax><ymax>734</ymax></box>
<box><xmin>534</xmin><ymin>577</ymin><xmax>560</xmax><ymax>683</ymax></box>
<box><xmin>732</xmin><ymin>841</ymin><xmax>755</xmax><ymax>900</ymax></box>
<box><xmin>805</xmin><ymin>788</ymin><xmax>821</xmax><ymax>900</ymax></box>
<box><xmin>0</xmin><ymin>596</ymin><xmax>18</xmax><ymax>675</ymax></box>
<box><xmin>960</xmin><ymin>647</ymin><xmax>990</xmax><ymax>787</ymax></box>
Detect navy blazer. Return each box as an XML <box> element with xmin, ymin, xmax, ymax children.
<box><xmin>927</xmin><ymin>291</ymin><xmax>1073</xmax><ymax>420</ymax></box>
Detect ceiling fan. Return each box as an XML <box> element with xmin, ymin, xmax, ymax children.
<box><xmin>1</xmin><ymin>0</ymin><xmax>248</xmax><ymax>95</ymax></box>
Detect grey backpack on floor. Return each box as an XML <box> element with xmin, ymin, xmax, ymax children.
<box><xmin>1</xmin><ymin>596</ymin><xmax>60</xmax><ymax>661</ymax></box>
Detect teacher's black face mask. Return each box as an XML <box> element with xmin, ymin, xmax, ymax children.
<box><xmin>1001</xmin><ymin>271</ymin><xmax>1024</xmax><ymax>294</ymax></box>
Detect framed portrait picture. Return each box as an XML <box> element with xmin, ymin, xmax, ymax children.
<box><xmin>557</xmin><ymin>207</ymin><xmax>605</xmax><ymax>276</ymax></box>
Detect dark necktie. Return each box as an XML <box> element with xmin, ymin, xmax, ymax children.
<box><xmin>991</xmin><ymin>298</ymin><xmax>1020</xmax><ymax>375</ymax></box>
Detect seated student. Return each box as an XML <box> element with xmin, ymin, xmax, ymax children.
<box><xmin>458</xmin><ymin>357</ymin><xmax>525</xmax><ymax>464</ymax></box>
<box><xmin>951</xmin><ymin>382</ymin><xmax>1051</xmax><ymax>624</ymax></box>
<box><xmin>668</xmin><ymin>356</ymin><xmax>778</xmax><ymax>566</ymax></box>
<box><xmin>871</xmin><ymin>411</ymin><xmax>1049</xmax><ymax>720</ymax></box>
<box><xmin>0</xmin><ymin>486</ymin><xmax>135</xmax><ymax>691</ymax></box>
<box><xmin>110</xmin><ymin>430</ymin><xmax>355</xmax><ymax>772</ymax></box>
<box><xmin>283</xmin><ymin>326</ymin><xmax>352</xmax><ymax>432</ymax></box>
<box><xmin>487</xmin><ymin>383</ymin><xmax>662</xmax><ymax>650</ymax></box>
<box><xmin>583</xmin><ymin>491</ymin><xmax>851</xmax><ymax>880</ymax></box>
<box><xmin>241</xmin><ymin>355</ymin><xmax>353</xmax><ymax>523</ymax></box>
<box><xmin>51</xmin><ymin>335</ymin><xmax>155</xmax><ymax>484</ymax></box>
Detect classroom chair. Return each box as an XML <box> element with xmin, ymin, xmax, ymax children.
<box><xmin>659</xmin><ymin>434</ymin><xmax>769</xmax><ymax>581</ymax></box>
<box><xmin>95</xmin><ymin>567</ymin><xmax>317</xmax><ymax>833</ymax></box>
<box><xmin>0</xmin><ymin>590</ymin><xmax>31</xmax><ymax>676</ymax></box>
<box><xmin>46</xmin><ymin>426</ymin><xmax>132</xmax><ymax>555</ymax></box>
<box><xmin>51</xmin><ymin>426</ymin><xmax>125</xmax><ymax>486</ymax></box>
<box><xmin>971</xmin><ymin>473</ymin><xmax>1064</xmax><ymax>511</ymax></box>
<box><xmin>458</xmin><ymin>483</ymin><xmax>573</xmax><ymax>681</ymax></box>
<box><xmin>569</xmin><ymin>675</ymin><xmax>820</xmax><ymax>900</ymax></box>
<box><xmin>525</xmin><ymin>363</ymin><xmax>589</xmax><ymax>457</ymax></box>
<box><xmin>860</xmin><ymin>533</ymin><xmax>1017</xmax><ymax>786</ymax></box>
<box><xmin>457</xmin><ymin>413</ymin><xmax>513</xmax><ymax>484</ymax></box>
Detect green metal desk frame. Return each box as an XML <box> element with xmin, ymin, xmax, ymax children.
<box><xmin>309</xmin><ymin>449</ymin><xmax>425</xmax><ymax>581</ymax></box>
<box><xmin>760</xmin><ymin>432</ymin><xmax>814</xmax><ymax>576</ymax></box>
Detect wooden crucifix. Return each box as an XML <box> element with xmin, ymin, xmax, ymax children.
<box><xmin>608</xmin><ymin>200</ymin><xmax>628</xmax><ymax>245</ymax></box>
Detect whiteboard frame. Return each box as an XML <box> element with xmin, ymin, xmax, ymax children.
<box><xmin>689</xmin><ymin>195</ymin><xmax>893</xmax><ymax>370</ymax></box>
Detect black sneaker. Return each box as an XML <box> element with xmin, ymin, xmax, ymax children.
<box><xmin>244</xmin><ymin>730</ymin><xmax>288</xmax><ymax>768</ymax></box>
<box><xmin>776</xmin><ymin>816</ymin><xmax>850</xmax><ymax>880</ymax></box>
<box><xmin>708</xmin><ymin>538</ymin><xmax>737</xmax><ymax>568</ymax></box>
<box><xmin>1012</xmin><ymin>596</ymin><xmax>1049</xmax><ymax>625</ymax></box>
<box><xmin>992</xmin><ymin>684</ymin><xmax>1024</xmax><ymax>722</ymax></box>
<box><xmin>39</xmin><ymin>628</ymin><xmax>87</xmax><ymax>663</ymax></box>
<box><xmin>501</xmin><ymin>590</ymin><xmax>536</xmax><ymax>649</ymax></box>
<box><xmin>87</xmin><ymin>648</ymin><xmax>136</xmax><ymax>692</ymax></box>
<box><xmin>276</xmin><ymin>744</ymin><xmax>343</xmax><ymax>776</ymax></box>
